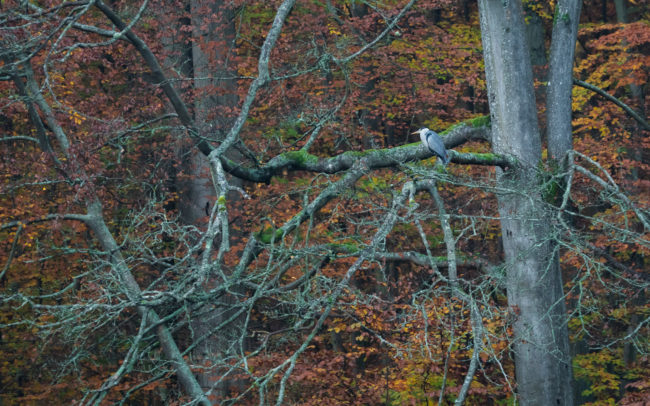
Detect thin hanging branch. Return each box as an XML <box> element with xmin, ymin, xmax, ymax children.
<box><xmin>573</xmin><ymin>78</ymin><xmax>649</xmax><ymax>130</ymax></box>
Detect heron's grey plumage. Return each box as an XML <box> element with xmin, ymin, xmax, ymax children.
<box><xmin>414</xmin><ymin>127</ymin><xmax>449</xmax><ymax>165</ymax></box>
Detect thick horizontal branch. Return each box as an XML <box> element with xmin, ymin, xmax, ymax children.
<box><xmin>440</xmin><ymin>117</ymin><xmax>492</xmax><ymax>147</ymax></box>
<box><xmin>222</xmin><ymin>120</ymin><xmax>506</xmax><ymax>183</ymax></box>
<box><xmin>574</xmin><ymin>78</ymin><xmax>649</xmax><ymax>130</ymax></box>
<box><xmin>450</xmin><ymin>151</ymin><xmax>513</xmax><ymax>166</ymax></box>
<box><xmin>364</xmin><ymin>251</ymin><xmax>490</xmax><ymax>270</ymax></box>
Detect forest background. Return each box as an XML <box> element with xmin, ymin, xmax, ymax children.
<box><xmin>0</xmin><ymin>0</ymin><xmax>648</xmax><ymax>404</ymax></box>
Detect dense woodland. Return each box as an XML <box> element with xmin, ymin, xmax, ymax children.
<box><xmin>0</xmin><ymin>0</ymin><xmax>648</xmax><ymax>404</ymax></box>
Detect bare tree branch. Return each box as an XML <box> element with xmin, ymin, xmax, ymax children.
<box><xmin>571</xmin><ymin>150</ymin><xmax>649</xmax><ymax>229</ymax></box>
<box><xmin>333</xmin><ymin>0</ymin><xmax>416</xmax><ymax>64</ymax></box>
<box><xmin>208</xmin><ymin>0</ymin><xmax>297</xmax><ymax>160</ymax></box>
<box><xmin>574</xmin><ymin>78</ymin><xmax>649</xmax><ymax>130</ymax></box>
<box><xmin>10</xmin><ymin>58</ymin><xmax>212</xmax><ymax>405</ymax></box>
<box><xmin>94</xmin><ymin>0</ymin><xmax>198</xmax><ymax>141</ymax></box>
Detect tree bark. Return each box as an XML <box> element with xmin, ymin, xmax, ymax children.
<box><xmin>547</xmin><ymin>0</ymin><xmax>582</xmax><ymax>162</ymax></box>
<box><xmin>184</xmin><ymin>0</ymin><xmax>239</xmax><ymax>226</ymax></box>
<box><xmin>175</xmin><ymin>0</ymin><xmax>242</xmax><ymax>396</ymax></box>
<box><xmin>614</xmin><ymin>0</ymin><xmax>646</xmax><ymax>180</ymax></box>
<box><xmin>546</xmin><ymin>3</ymin><xmax>583</xmax><ymax>403</ymax></box>
<box><xmin>477</xmin><ymin>1</ymin><xmax>574</xmax><ymax>404</ymax></box>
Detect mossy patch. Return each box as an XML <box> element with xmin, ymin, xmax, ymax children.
<box><xmin>217</xmin><ymin>195</ymin><xmax>227</xmax><ymax>208</ymax></box>
<box><xmin>256</xmin><ymin>226</ymin><xmax>285</xmax><ymax>244</ymax></box>
<box><xmin>471</xmin><ymin>152</ymin><xmax>500</xmax><ymax>163</ymax></box>
<box><xmin>469</xmin><ymin>115</ymin><xmax>490</xmax><ymax>128</ymax></box>
<box><xmin>284</xmin><ymin>150</ymin><xmax>319</xmax><ymax>166</ymax></box>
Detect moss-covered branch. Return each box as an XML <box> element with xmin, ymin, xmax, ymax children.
<box><xmin>220</xmin><ymin>117</ymin><xmax>501</xmax><ymax>182</ymax></box>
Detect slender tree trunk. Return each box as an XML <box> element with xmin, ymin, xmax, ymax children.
<box><xmin>546</xmin><ymin>2</ymin><xmax>583</xmax><ymax>403</ymax></box>
<box><xmin>188</xmin><ymin>0</ymin><xmax>243</xmax><ymax>396</ymax></box>
<box><xmin>614</xmin><ymin>0</ymin><xmax>645</xmax><ymax>369</ymax></box>
<box><xmin>185</xmin><ymin>0</ymin><xmax>239</xmax><ymax>226</ymax></box>
<box><xmin>614</xmin><ymin>0</ymin><xmax>645</xmax><ymax>109</ymax></box>
<box><xmin>159</xmin><ymin>0</ymin><xmax>241</xmax><ymax>397</ymax></box>
<box><xmin>614</xmin><ymin>0</ymin><xmax>645</xmax><ymax>181</ymax></box>
<box><xmin>477</xmin><ymin>1</ymin><xmax>574</xmax><ymax>404</ymax></box>
<box><xmin>547</xmin><ymin>0</ymin><xmax>582</xmax><ymax>162</ymax></box>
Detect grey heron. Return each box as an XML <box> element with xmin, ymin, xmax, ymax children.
<box><xmin>412</xmin><ymin>127</ymin><xmax>449</xmax><ymax>165</ymax></box>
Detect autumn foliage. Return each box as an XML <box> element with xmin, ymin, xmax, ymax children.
<box><xmin>0</xmin><ymin>0</ymin><xmax>648</xmax><ymax>404</ymax></box>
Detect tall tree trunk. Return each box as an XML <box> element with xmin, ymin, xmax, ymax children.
<box><xmin>614</xmin><ymin>0</ymin><xmax>645</xmax><ymax>181</ymax></box>
<box><xmin>159</xmin><ymin>0</ymin><xmax>242</xmax><ymax>397</ymax></box>
<box><xmin>188</xmin><ymin>0</ymin><xmax>243</xmax><ymax>397</ymax></box>
<box><xmin>546</xmin><ymin>2</ymin><xmax>583</xmax><ymax>403</ymax></box>
<box><xmin>477</xmin><ymin>1</ymin><xmax>574</xmax><ymax>404</ymax></box>
<box><xmin>547</xmin><ymin>0</ymin><xmax>582</xmax><ymax>162</ymax></box>
<box><xmin>614</xmin><ymin>0</ymin><xmax>645</xmax><ymax>368</ymax></box>
<box><xmin>185</xmin><ymin>0</ymin><xmax>239</xmax><ymax>226</ymax></box>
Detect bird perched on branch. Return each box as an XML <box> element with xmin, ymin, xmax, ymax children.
<box><xmin>412</xmin><ymin>127</ymin><xmax>449</xmax><ymax>165</ymax></box>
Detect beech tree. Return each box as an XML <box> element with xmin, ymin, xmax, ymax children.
<box><xmin>1</xmin><ymin>0</ymin><xmax>648</xmax><ymax>405</ymax></box>
<box><xmin>478</xmin><ymin>1</ymin><xmax>578</xmax><ymax>404</ymax></box>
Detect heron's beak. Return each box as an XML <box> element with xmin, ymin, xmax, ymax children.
<box><xmin>410</xmin><ymin>130</ymin><xmax>419</xmax><ymax>135</ymax></box>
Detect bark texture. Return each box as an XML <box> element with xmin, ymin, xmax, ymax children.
<box><xmin>186</xmin><ymin>0</ymin><xmax>243</xmax><ymax>395</ymax></box>
<box><xmin>478</xmin><ymin>1</ymin><xmax>574</xmax><ymax>404</ymax></box>
<box><xmin>547</xmin><ymin>0</ymin><xmax>582</xmax><ymax>161</ymax></box>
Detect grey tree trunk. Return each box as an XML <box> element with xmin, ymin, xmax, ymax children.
<box><xmin>614</xmin><ymin>0</ymin><xmax>645</xmax><ymax>181</ymax></box>
<box><xmin>187</xmin><ymin>0</ymin><xmax>243</xmax><ymax>396</ymax></box>
<box><xmin>525</xmin><ymin>7</ymin><xmax>547</xmax><ymax>68</ymax></box>
<box><xmin>546</xmin><ymin>2</ymin><xmax>583</xmax><ymax>403</ymax></box>
<box><xmin>477</xmin><ymin>1</ymin><xmax>574</xmax><ymax>404</ymax></box>
<box><xmin>614</xmin><ymin>0</ymin><xmax>644</xmax><ymax>104</ymax></box>
<box><xmin>159</xmin><ymin>0</ymin><xmax>242</xmax><ymax>396</ymax></box>
<box><xmin>614</xmin><ymin>0</ymin><xmax>645</xmax><ymax>367</ymax></box>
<box><xmin>184</xmin><ymin>0</ymin><xmax>239</xmax><ymax>226</ymax></box>
<box><xmin>547</xmin><ymin>0</ymin><xmax>582</xmax><ymax>162</ymax></box>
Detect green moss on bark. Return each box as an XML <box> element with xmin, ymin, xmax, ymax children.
<box><xmin>284</xmin><ymin>150</ymin><xmax>319</xmax><ymax>165</ymax></box>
